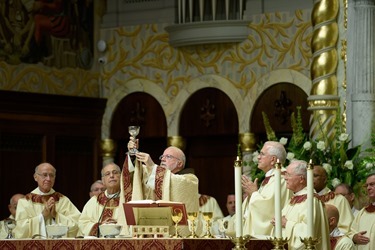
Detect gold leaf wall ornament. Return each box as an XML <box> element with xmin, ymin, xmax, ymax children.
<box><xmin>100</xmin><ymin>11</ymin><xmax>313</xmax><ymax>100</ymax></box>
<box><xmin>0</xmin><ymin>62</ymin><xmax>100</xmax><ymax>96</ymax></box>
<box><xmin>308</xmin><ymin>0</ymin><xmax>340</xmax><ymax>142</ymax></box>
<box><xmin>2</xmin><ymin>9</ymin><xmax>314</xmax><ymax>100</ymax></box>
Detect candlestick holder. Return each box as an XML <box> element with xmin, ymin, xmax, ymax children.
<box><xmin>300</xmin><ymin>237</ymin><xmax>320</xmax><ymax>250</ymax></box>
<box><xmin>269</xmin><ymin>237</ymin><xmax>288</xmax><ymax>250</ymax></box>
<box><xmin>230</xmin><ymin>235</ymin><xmax>251</xmax><ymax>250</ymax></box>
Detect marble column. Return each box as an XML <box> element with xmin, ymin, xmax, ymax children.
<box><xmin>347</xmin><ymin>0</ymin><xmax>375</xmax><ymax>148</ymax></box>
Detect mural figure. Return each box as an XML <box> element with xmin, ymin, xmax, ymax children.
<box><xmin>0</xmin><ymin>0</ymin><xmax>93</xmax><ymax>69</ymax></box>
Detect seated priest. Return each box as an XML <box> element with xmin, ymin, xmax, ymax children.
<box><xmin>326</xmin><ymin>204</ymin><xmax>354</xmax><ymax>250</ymax></box>
<box><xmin>14</xmin><ymin>163</ymin><xmax>81</xmax><ymax>238</ymax></box>
<box><xmin>0</xmin><ymin>193</ymin><xmax>25</xmax><ymax>239</ymax></box>
<box><xmin>349</xmin><ymin>172</ymin><xmax>375</xmax><ymax>249</ymax></box>
<box><xmin>198</xmin><ymin>194</ymin><xmax>224</xmax><ymax>236</ymax></box>
<box><xmin>314</xmin><ymin>165</ymin><xmax>354</xmax><ymax>235</ymax></box>
<box><xmin>79</xmin><ymin>163</ymin><xmax>129</xmax><ymax>237</ymax></box>
<box><xmin>120</xmin><ymin>137</ymin><xmax>200</xmax><ymax>237</ymax></box>
<box><xmin>271</xmin><ymin>160</ymin><xmax>330</xmax><ymax>250</ymax></box>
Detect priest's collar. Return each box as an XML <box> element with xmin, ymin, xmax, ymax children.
<box><xmin>293</xmin><ymin>187</ymin><xmax>307</xmax><ymax>196</ymax></box>
<box><xmin>265</xmin><ymin>168</ymin><xmax>275</xmax><ymax>177</ymax></box>
<box><xmin>317</xmin><ymin>186</ymin><xmax>331</xmax><ymax>196</ymax></box>
<box><xmin>105</xmin><ymin>191</ymin><xmax>120</xmax><ymax>198</ymax></box>
<box><xmin>36</xmin><ymin>188</ymin><xmax>55</xmax><ymax>195</ymax></box>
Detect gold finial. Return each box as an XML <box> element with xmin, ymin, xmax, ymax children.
<box><xmin>234</xmin><ymin>144</ymin><xmax>243</xmax><ymax>167</ymax></box>
<box><xmin>237</xmin><ymin>143</ymin><xmax>242</xmax><ymax>159</ymax></box>
<box><xmin>101</xmin><ymin>139</ymin><xmax>116</xmax><ymax>157</ymax></box>
<box><xmin>239</xmin><ymin>133</ymin><xmax>257</xmax><ymax>152</ymax></box>
<box><xmin>307</xmin><ymin>159</ymin><xmax>314</xmax><ymax>170</ymax></box>
<box><xmin>167</xmin><ymin>136</ymin><xmax>186</xmax><ymax>151</ymax></box>
<box><xmin>275</xmin><ymin>158</ymin><xmax>281</xmax><ymax>170</ymax></box>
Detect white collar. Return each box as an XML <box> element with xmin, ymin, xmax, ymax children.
<box><xmin>265</xmin><ymin>168</ymin><xmax>275</xmax><ymax>177</ymax></box>
<box><xmin>330</xmin><ymin>227</ymin><xmax>344</xmax><ymax>237</ymax></box>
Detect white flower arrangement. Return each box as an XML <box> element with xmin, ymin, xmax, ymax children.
<box><xmin>331</xmin><ymin>178</ymin><xmax>342</xmax><ymax>188</ymax></box>
<box><xmin>344</xmin><ymin>160</ymin><xmax>354</xmax><ymax>170</ymax></box>
<box><xmin>286</xmin><ymin>152</ymin><xmax>295</xmax><ymax>161</ymax></box>
<box><xmin>322</xmin><ymin>163</ymin><xmax>332</xmax><ymax>175</ymax></box>
<box><xmin>303</xmin><ymin>141</ymin><xmax>312</xmax><ymax>150</ymax></box>
<box><xmin>316</xmin><ymin>141</ymin><xmax>326</xmax><ymax>151</ymax></box>
<box><xmin>279</xmin><ymin>137</ymin><xmax>288</xmax><ymax>145</ymax></box>
<box><xmin>339</xmin><ymin>133</ymin><xmax>349</xmax><ymax>142</ymax></box>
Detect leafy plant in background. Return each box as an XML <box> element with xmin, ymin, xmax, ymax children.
<box><xmin>247</xmin><ymin>106</ymin><xmax>375</xmax><ymax>196</ymax></box>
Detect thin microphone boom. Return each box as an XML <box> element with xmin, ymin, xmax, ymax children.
<box><xmin>96</xmin><ymin>192</ymin><xmax>119</xmax><ymax>238</ymax></box>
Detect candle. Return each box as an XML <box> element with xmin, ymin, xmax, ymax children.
<box><xmin>234</xmin><ymin>145</ymin><xmax>243</xmax><ymax>237</ymax></box>
<box><xmin>274</xmin><ymin>159</ymin><xmax>282</xmax><ymax>238</ymax></box>
<box><xmin>235</xmin><ymin>163</ymin><xmax>243</xmax><ymax>237</ymax></box>
<box><xmin>307</xmin><ymin>160</ymin><xmax>314</xmax><ymax>237</ymax></box>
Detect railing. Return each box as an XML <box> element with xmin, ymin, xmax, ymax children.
<box><xmin>177</xmin><ymin>0</ymin><xmax>245</xmax><ymax>23</ymax></box>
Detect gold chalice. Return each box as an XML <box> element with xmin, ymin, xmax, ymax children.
<box><xmin>202</xmin><ymin>212</ymin><xmax>214</xmax><ymax>238</ymax></box>
<box><xmin>187</xmin><ymin>212</ymin><xmax>198</xmax><ymax>238</ymax></box>
<box><xmin>171</xmin><ymin>208</ymin><xmax>183</xmax><ymax>238</ymax></box>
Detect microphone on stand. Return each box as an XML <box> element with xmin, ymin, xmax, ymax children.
<box><xmin>96</xmin><ymin>192</ymin><xmax>119</xmax><ymax>238</ymax></box>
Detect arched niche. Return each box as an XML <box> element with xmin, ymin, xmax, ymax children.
<box><xmin>250</xmin><ymin>82</ymin><xmax>310</xmax><ymax>144</ymax></box>
<box><xmin>110</xmin><ymin>92</ymin><xmax>167</xmax><ymax>164</ymax></box>
<box><xmin>179</xmin><ymin>87</ymin><xmax>239</xmax><ymax>214</ymax></box>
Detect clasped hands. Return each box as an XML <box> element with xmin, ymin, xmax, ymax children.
<box><xmin>42</xmin><ymin>197</ymin><xmax>56</xmax><ymax>220</ymax></box>
<box><xmin>270</xmin><ymin>216</ymin><xmax>287</xmax><ymax>228</ymax></box>
<box><xmin>241</xmin><ymin>175</ymin><xmax>258</xmax><ymax>197</ymax></box>
<box><xmin>128</xmin><ymin>137</ymin><xmax>155</xmax><ymax>170</ymax></box>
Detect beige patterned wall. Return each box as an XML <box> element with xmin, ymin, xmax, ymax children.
<box><xmin>100</xmin><ymin>10</ymin><xmax>313</xmax><ymax>137</ymax></box>
<box><xmin>0</xmin><ymin>10</ymin><xmax>314</xmax><ymax>137</ymax></box>
<box><xmin>0</xmin><ymin>61</ymin><xmax>100</xmax><ymax>97</ymax></box>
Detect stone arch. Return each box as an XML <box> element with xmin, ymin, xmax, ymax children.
<box><xmin>101</xmin><ymin>79</ymin><xmax>170</xmax><ymax>138</ymax></box>
<box><xmin>169</xmin><ymin>74</ymin><xmax>243</xmax><ymax>135</ymax></box>
<box><xmin>101</xmin><ymin>70</ymin><xmax>310</xmax><ymax>139</ymax></box>
<box><xmin>244</xmin><ymin>69</ymin><xmax>311</xmax><ymax>132</ymax></box>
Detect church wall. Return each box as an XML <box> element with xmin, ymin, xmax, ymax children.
<box><xmin>100</xmin><ymin>10</ymin><xmax>313</xmax><ymax>137</ymax></box>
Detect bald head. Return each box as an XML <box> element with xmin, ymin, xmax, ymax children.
<box><xmin>326</xmin><ymin>204</ymin><xmax>339</xmax><ymax>232</ymax></box>
<box><xmin>34</xmin><ymin>162</ymin><xmax>57</xmax><ymax>193</ymax></box>
<box><xmin>160</xmin><ymin>146</ymin><xmax>186</xmax><ymax>173</ymax></box>
<box><xmin>9</xmin><ymin>193</ymin><xmax>25</xmax><ymax>217</ymax></box>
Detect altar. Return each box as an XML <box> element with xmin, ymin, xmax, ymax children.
<box><xmin>0</xmin><ymin>238</ymin><xmax>274</xmax><ymax>250</ymax></box>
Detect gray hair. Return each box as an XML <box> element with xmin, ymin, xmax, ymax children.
<box><xmin>291</xmin><ymin>160</ymin><xmax>307</xmax><ymax>179</ymax></box>
<box><xmin>168</xmin><ymin>146</ymin><xmax>186</xmax><ymax>168</ymax></box>
<box><xmin>101</xmin><ymin>162</ymin><xmax>121</xmax><ymax>176</ymax></box>
<box><xmin>264</xmin><ymin>141</ymin><xmax>287</xmax><ymax>164</ymax></box>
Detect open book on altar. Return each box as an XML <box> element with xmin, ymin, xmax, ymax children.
<box><xmin>123</xmin><ymin>200</ymin><xmax>188</xmax><ymax>226</ymax></box>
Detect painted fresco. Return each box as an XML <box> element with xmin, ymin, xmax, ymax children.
<box><xmin>0</xmin><ymin>0</ymin><xmax>93</xmax><ymax>69</ymax></box>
